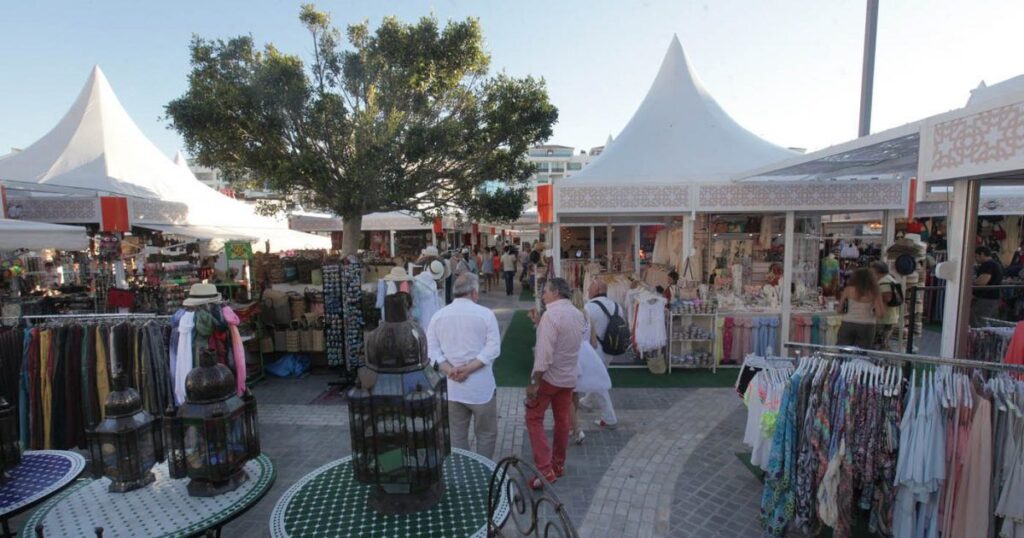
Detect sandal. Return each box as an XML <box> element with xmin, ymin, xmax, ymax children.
<box><xmin>529</xmin><ymin>470</ymin><xmax>558</xmax><ymax>490</ymax></box>
<box><xmin>553</xmin><ymin>464</ymin><xmax>566</xmax><ymax>478</ymax></box>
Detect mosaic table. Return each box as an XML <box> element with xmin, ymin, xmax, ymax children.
<box><xmin>25</xmin><ymin>454</ymin><xmax>274</xmax><ymax>538</ymax></box>
<box><xmin>0</xmin><ymin>450</ymin><xmax>85</xmax><ymax>538</ymax></box>
<box><xmin>269</xmin><ymin>448</ymin><xmax>509</xmax><ymax>538</ymax></box>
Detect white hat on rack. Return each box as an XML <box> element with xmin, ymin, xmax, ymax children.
<box><xmin>427</xmin><ymin>260</ymin><xmax>446</xmax><ymax>281</ymax></box>
<box><xmin>182</xmin><ymin>282</ymin><xmax>222</xmax><ymax>307</ymax></box>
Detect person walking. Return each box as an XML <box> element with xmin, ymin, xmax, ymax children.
<box><xmin>836</xmin><ymin>267</ymin><xmax>885</xmax><ymax>348</ymax></box>
<box><xmin>580</xmin><ymin>280</ymin><xmax>619</xmax><ymax>429</ymax></box>
<box><xmin>870</xmin><ymin>261</ymin><xmax>901</xmax><ymax>350</ymax></box>
<box><xmin>526</xmin><ymin>277</ymin><xmax>586</xmax><ymax>488</ymax></box>
<box><xmin>971</xmin><ymin>246</ymin><xmax>1003</xmax><ymax>326</ymax></box>
<box><xmin>501</xmin><ymin>246</ymin><xmax>518</xmax><ymax>296</ymax></box>
<box><xmin>426</xmin><ymin>273</ymin><xmax>501</xmax><ymax>459</ymax></box>
<box><xmin>519</xmin><ymin>242</ymin><xmax>531</xmax><ymax>287</ymax></box>
<box><xmin>480</xmin><ymin>248</ymin><xmax>494</xmax><ymax>293</ymax></box>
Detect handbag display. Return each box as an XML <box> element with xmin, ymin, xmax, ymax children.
<box><xmin>286</xmin><ymin>321</ymin><xmax>301</xmax><ymax>353</ymax></box>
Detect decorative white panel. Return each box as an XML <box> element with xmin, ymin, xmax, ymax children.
<box><xmin>697</xmin><ymin>181</ymin><xmax>905</xmax><ymax>211</ymax></box>
<box><xmin>130</xmin><ymin>198</ymin><xmax>188</xmax><ymax>225</ymax></box>
<box><xmin>557</xmin><ymin>184</ymin><xmax>692</xmax><ymax>214</ymax></box>
<box><xmin>8</xmin><ymin>197</ymin><xmax>99</xmax><ymax>224</ymax></box>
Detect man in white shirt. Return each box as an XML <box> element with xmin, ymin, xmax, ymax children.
<box><xmin>427</xmin><ymin>273</ymin><xmax>502</xmax><ymax>459</ymax></box>
<box><xmin>581</xmin><ymin>280</ymin><xmax>619</xmax><ymax>429</ymax></box>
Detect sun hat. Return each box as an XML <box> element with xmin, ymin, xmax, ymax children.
<box><xmin>421</xmin><ymin>246</ymin><xmax>439</xmax><ymax>257</ymax></box>
<box><xmin>183</xmin><ymin>282</ymin><xmax>222</xmax><ymax>307</ymax></box>
<box><xmin>382</xmin><ymin>266</ymin><xmax>414</xmax><ymax>282</ymax></box>
<box><xmin>427</xmin><ymin>260</ymin><xmax>446</xmax><ymax>281</ymax></box>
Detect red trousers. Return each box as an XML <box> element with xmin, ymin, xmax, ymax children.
<box><xmin>525</xmin><ymin>379</ymin><xmax>574</xmax><ymax>475</ymax></box>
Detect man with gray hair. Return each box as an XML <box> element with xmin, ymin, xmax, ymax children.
<box><xmin>426</xmin><ymin>272</ymin><xmax>501</xmax><ymax>459</ymax></box>
<box><xmin>526</xmin><ymin>277</ymin><xmax>586</xmax><ymax>488</ymax></box>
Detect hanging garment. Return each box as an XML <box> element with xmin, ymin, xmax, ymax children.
<box><xmin>222</xmin><ymin>306</ymin><xmax>247</xmax><ymax>395</ymax></box>
<box><xmin>950</xmin><ymin>391</ymin><xmax>993</xmax><ymax>538</ymax></box>
<box><xmin>723</xmin><ymin>317</ymin><xmax>734</xmax><ymax>365</ymax></box>
<box><xmin>632</xmin><ymin>295</ymin><xmax>667</xmax><ymax>352</ymax></box>
<box><xmin>175</xmin><ymin>312</ymin><xmax>195</xmax><ymax>405</ymax></box>
<box><xmin>714</xmin><ymin>317</ymin><xmax>725</xmax><ymax>365</ymax></box>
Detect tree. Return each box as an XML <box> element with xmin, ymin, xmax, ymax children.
<box><xmin>166</xmin><ymin>5</ymin><xmax>557</xmax><ymax>254</ymax></box>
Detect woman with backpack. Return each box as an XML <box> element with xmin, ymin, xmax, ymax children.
<box><xmin>871</xmin><ymin>261</ymin><xmax>902</xmax><ymax>350</ymax></box>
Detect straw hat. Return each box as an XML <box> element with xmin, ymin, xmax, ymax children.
<box><xmin>183</xmin><ymin>282</ymin><xmax>222</xmax><ymax>307</ymax></box>
<box><xmin>382</xmin><ymin>266</ymin><xmax>414</xmax><ymax>282</ymax></box>
<box><xmin>427</xmin><ymin>260</ymin><xmax>446</xmax><ymax>281</ymax></box>
<box><xmin>421</xmin><ymin>246</ymin><xmax>439</xmax><ymax>257</ymax></box>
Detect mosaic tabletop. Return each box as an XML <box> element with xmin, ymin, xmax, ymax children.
<box><xmin>0</xmin><ymin>451</ymin><xmax>85</xmax><ymax>517</ymax></box>
<box><xmin>270</xmin><ymin>448</ymin><xmax>509</xmax><ymax>538</ymax></box>
<box><xmin>25</xmin><ymin>454</ymin><xmax>275</xmax><ymax>538</ymax></box>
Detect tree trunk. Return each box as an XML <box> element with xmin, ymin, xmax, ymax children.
<box><xmin>341</xmin><ymin>213</ymin><xmax>363</xmax><ymax>256</ymax></box>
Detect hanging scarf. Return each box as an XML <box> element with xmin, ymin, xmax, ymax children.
<box><xmin>96</xmin><ymin>324</ymin><xmax>111</xmax><ymax>419</ymax></box>
<box><xmin>169</xmin><ymin>309</ymin><xmax>186</xmax><ymax>394</ymax></box>
<box><xmin>175</xmin><ymin>312</ymin><xmax>195</xmax><ymax>405</ymax></box>
<box><xmin>19</xmin><ymin>328</ymin><xmax>31</xmax><ymax>447</ymax></box>
<box><xmin>222</xmin><ymin>306</ymin><xmax>247</xmax><ymax>395</ymax></box>
<box><xmin>40</xmin><ymin>328</ymin><xmax>52</xmax><ymax>449</ymax></box>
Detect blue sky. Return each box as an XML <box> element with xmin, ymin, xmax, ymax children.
<box><xmin>2</xmin><ymin>0</ymin><xmax>1023</xmax><ymax>159</ymax></box>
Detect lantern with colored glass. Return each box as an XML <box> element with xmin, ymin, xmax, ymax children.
<box><xmin>164</xmin><ymin>348</ymin><xmax>260</xmax><ymax>497</ymax></box>
<box><xmin>85</xmin><ymin>374</ymin><xmax>164</xmax><ymax>492</ymax></box>
<box><xmin>348</xmin><ymin>293</ymin><xmax>451</xmax><ymax>515</ymax></box>
<box><xmin>0</xmin><ymin>396</ymin><xmax>21</xmax><ymax>483</ymax></box>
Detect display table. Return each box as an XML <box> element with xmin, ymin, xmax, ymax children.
<box><xmin>0</xmin><ymin>451</ymin><xmax>85</xmax><ymax>538</ymax></box>
<box><xmin>25</xmin><ymin>454</ymin><xmax>274</xmax><ymax>538</ymax></box>
<box><xmin>269</xmin><ymin>448</ymin><xmax>509</xmax><ymax>538</ymax></box>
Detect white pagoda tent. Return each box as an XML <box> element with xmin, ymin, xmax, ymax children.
<box><xmin>0</xmin><ymin>66</ymin><xmax>330</xmax><ymax>252</ymax></box>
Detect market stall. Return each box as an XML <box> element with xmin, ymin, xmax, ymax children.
<box><xmin>552</xmin><ymin>37</ymin><xmax>909</xmax><ymax>371</ymax></box>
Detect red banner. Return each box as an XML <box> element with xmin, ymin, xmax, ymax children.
<box><xmin>537</xmin><ymin>184</ymin><xmax>553</xmax><ymax>224</ymax></box>
<box><xmin>100</xmin><ymin>197</ymin><xmax>130</xmax><ymax>232</ymax></box>
<box><xmin>490</xmin><ymin>227</ymin><xmax>496</xmax><ymax>234</ymax></box>
<box><xmin>432</xmin><ymin>217</ymin><xmax>443</xmax><ymax>234</ymax></box>
<box><xmin>907</xmin><ymin>177</ymin><xmax>918</xmax><ymax>220</ymax></box>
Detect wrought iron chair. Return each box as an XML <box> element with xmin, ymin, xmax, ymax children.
<box><xmin>486</xmin><ymin>456</ymin><xmax>578</xmax><ymax>538</ymax></box>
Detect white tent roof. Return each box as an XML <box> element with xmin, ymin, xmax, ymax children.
<box><xmin>570</xmin><ymin>36</ymin><xmax>795</xmax><ymax>185</ymax></box>
<box><xmin>0</xmin><ymin>66</ymin><xmax>330</xmax><ymax>252</ymax></box>
<box><xmin>0</xmin><ymin>218</ymin><xmax>89</xmax><ymax>251</ymax></box>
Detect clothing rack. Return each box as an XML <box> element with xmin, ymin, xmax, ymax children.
<box><xmin>21</xmin><ymin>313</ymin><xmax>172</xmax><ymax>320</ymax></box>
<box><xmin>783</xmin><ymin>341</ymin><xmax>1024</xmax><ymax>374</ymax></box>
<box><xmin>982</xmin><ymin>317</ymin><xmax>1018</xmax><ymax>327</ymax></box>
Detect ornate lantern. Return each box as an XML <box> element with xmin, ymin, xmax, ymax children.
<box><xmin>348</xmin><ymin>293</ymin><xmax>451</xmax><ymax>515</ymax></box>
<box><xmin>0</xmin><ymin>396</ymin><xmax>21</xmax><ymax>483</ymax></box>
<box><xmin>85</xmin><ymin>374</ymin><xmax>164</xmax><ymax>492</ymax></box>
<box><xmin>165</xmin><ymin>348</ymin><xmax>260</xmax><ymax>497</ymax></box>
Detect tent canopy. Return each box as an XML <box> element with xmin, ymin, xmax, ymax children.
<box><xmin>568</xmin><ymin>36</ymin><xmax>795</xmax><ymax>185</ymax></box>
<box><xmin>0</xmin><ymin>66</ymin><xmax>330</xmax><ymax>253</ymax></box>
<box><xmin>0</xmin><ymin>218</ymin><xmax>89</xmax><ymax>251</ymax></box>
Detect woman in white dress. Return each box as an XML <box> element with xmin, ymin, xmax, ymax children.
<box><xmin>571</xmin><ymin>309</ymin><xmax>613</xmax><ymax>444</ymax></box>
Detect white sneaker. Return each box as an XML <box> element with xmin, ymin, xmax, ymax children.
<box><xmin>594</xmin><ymin>419</ymin><xmax>618</xmax><ymax>430</ymax></box>
<box><xmin>574</xmin><ymin>430</ymin><xmax>586</xmax><ymax>445</ymax></box>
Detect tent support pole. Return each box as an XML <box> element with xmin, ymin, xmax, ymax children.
<box><xmin>780</xmin><ymin>211</ymin><xmax>795</xmax><ymax>357</ymax></box>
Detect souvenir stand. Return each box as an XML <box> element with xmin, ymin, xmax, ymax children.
<box><xmin>552</xmin><ymin>37</ymin><xmax>908</xmax><ymax>371</ymax></box>
<box><xmin>734</xmin><ymin>68</ymin><xmax>1024</xmax><ymax>358</ymax></box>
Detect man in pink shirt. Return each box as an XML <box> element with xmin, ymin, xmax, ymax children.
<box><xmin>526</xmin><ymin>277</ymin><xmax>586</xmax><ymax>488</ymax></box>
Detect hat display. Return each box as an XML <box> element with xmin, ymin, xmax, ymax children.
<box><xmin>421</xmin><ymin>246</ymin><xmax>439</xmax><ymax>257</ymax></box>
<box><xmin>382</xmin><ymin>266</ymin><xmax>414</xmax><ymax>282</ymax></box>
<box><xmin>183</xmin><ymin>282</ymin><xmax>222</xmax><ymax>307</ymax></box>
<box><xmin>427</xmin><ymin>260</ymin><xmax>446</xmax><ymax>281</ymax></box>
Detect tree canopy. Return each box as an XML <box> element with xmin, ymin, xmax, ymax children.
<box><xmin>166</xmin><ymin>5</ymin><xmax>557</xmax><ymax>253</ymax></box>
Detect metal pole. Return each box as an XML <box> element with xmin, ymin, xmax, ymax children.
<box><xmin>858</xmin><ymin>0</ymin><xmax>879</xmax><ymax>137</ymax></box>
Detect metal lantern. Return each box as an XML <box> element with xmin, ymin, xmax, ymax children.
<box><xmin>348</xmin><ymin>293</ymin><xmax>451</xmax><ymax>515</ymax></box>
<box><xmin>85</xmin><ymin>375</ymin><xmax>164</xmax><ymax>493</ymax></box>
<box><xmin>0</xmin><ymin>396</ymin><xmax>21</xmax><ymax>483</ymax></box>
<box><xmin>165</xmin><ymin>348</ymin><xmax>260</xmax><ymax>497</ymax></box>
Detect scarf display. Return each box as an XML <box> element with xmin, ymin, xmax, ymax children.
<box><xmin>0</xmin><ymin>318</ymin><xmax>172</xmax><ymax>451</ymax></box>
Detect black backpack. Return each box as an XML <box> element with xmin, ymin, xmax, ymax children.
<box><xmin>591</xmin><ymin>300</ymin><xmax>631</xmax><ymax>356</ymax></box>
<box><xmin>529</xmin><ymin>250</ymin><xmax>541</xmax><ymax>264</ymax></box>
<box><xmin>885</xmin><ymin>280</ymin><xmax>904</xmax><ymax>307</ymax></box>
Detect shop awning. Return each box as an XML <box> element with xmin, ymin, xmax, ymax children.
<box><xmin>141</xmin><ymin>224</ymin><xmax>258</xmax><ymax>242</ymax></box>
<box><xmin>0</xmin><ymin>218</ymin><xmax>89</xmax><ymax>251</ymax></box>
